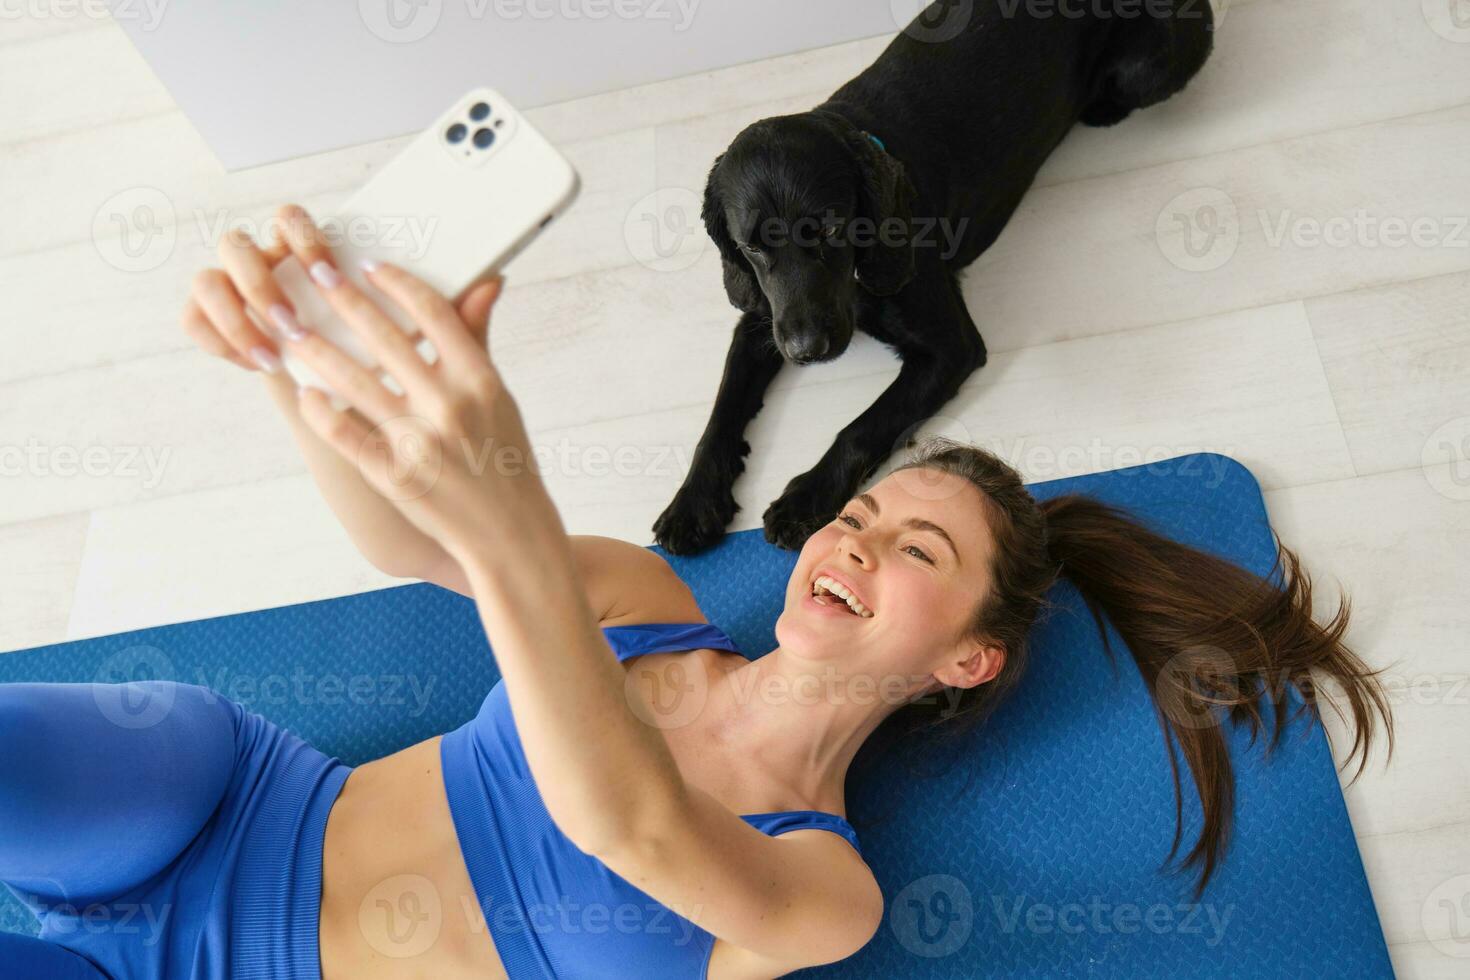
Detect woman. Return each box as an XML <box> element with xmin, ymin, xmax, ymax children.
<box><xmin>0</xmin><ymin>206</ymin><xmax>1392</xmax><ymax>979</ymax></box>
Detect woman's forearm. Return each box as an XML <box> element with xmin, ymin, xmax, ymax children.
<box><xmin>261</xmin><ymin>370</ymin><xmax>447</xmax><ymax>577</ymax></box>
<box><xmin>457</xmin><ymin>490</ymin><xmax>687</xmax><ymax>854</ymax></box>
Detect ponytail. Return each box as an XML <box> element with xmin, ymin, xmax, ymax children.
<box><xmin>1039</xmin><ymin>494</ymin><xmax>1394</xmax><ymax>898</ymax></box>
<box><xmin>875</xmin><ymin>438</ymin><xmax>1394</xmax><ymax>899</ymax></box>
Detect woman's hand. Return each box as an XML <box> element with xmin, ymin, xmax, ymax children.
<box><xmin>273</xmin><ymin>206</ymin><xmax>552</xmax><ymax>565</ymax></box>
<box><xmin>178</xmin><ymin>205</ymin><xmax>517</xmax><ymax>580</ymax></box>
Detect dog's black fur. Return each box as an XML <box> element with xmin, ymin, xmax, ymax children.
<box><xmin>653</xmin><ymin>0</ymin><xmax>1215</xmax><ymax>554</ymax></box>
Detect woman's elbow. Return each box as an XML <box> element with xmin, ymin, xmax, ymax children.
<box><xmin>556</xmin><ymin>786</ymin><xmax>686</xmax><ymax>862</ymax></box>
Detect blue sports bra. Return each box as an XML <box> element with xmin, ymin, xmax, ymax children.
<box><xmin>439</xmin><ymin>621</ymin><xmax>864</xmax><ymax>979</ymax></box>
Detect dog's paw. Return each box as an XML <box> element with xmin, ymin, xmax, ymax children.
<box><xmin>652</xmin><ymin>481</ymin><xmax>739</xmax><ymax>555</ymax></box>
<box><xmin>762</xmin><ymin>472</ymin><xmax>843</xmax><ymax>551</ymax></box>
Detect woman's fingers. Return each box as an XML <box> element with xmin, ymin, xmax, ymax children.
<box><xmin>273</xmin><ymin>203</ymin><xmax>334</xmax><ymax>275</ymax></box>
<box><xmin>455</xmin><ymin>277</ymin><xmax>507</xmax><ymax>348</ymax></box>
<box><xmin>181</xmin><ymin>298</ymin><xmax>257</xmax><ymax>371</ymax></box>
<box><xmin>261</xmin><ymin>220</ymin><xmax>291</xmax><ymax>268</ymax></box>
<box><xmin>363</xmin><ymin>261</ymin><xmax>503</xmax><ymax>381</ymax></box>
<box><xmin>186</xmin><ymin>269</ymin><xmax>283</xmax><ymax>374</ymax></box>
<box><xmin>217</xmin><ymin>224</ymin><xmax>305</xmax><ymax>341</ymax></box>
<box><xmin>280</xmin><ymin>326</ymin><xmax>410</xmax><ymax>425</ymax></box>
<box><xmin>278</xmin><ymin>205</ymin><xmax>440</xmax><ymax>401</ymax></box>
<box><xmin>181</xmin><ymin>216</ymin><xmax>295</xmax><ymax>374</ymax></box>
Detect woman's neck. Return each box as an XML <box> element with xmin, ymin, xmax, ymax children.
<box><xmin>699</xmin><ymin>647</ymin><xmax>896</xmax><ymax>814</ymax></box>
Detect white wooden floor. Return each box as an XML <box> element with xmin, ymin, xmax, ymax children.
<box><xmin>2</xmin><ymin>1</ymin><xmax>1468</xmax><ymax>973</ymax></box>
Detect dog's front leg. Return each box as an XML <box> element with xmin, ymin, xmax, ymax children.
<box><xmin>762</xmin><ymin>347</ymin><xmax>978</xmax><ymax>550</ymax></box>
<box><xmin>653</xmin><ymin>310</ymin><xmax>784</xmax><ymax>554</ymax></box>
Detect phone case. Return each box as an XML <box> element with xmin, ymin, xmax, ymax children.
<box><xmin>270</xmin><ymin>87</ymin><xmax>580</xmax><ymax>400</ymax></box>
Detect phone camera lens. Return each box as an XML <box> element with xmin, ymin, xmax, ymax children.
<box><xmin>469</xmin><ymin>102</ymin><xmax>490</xmax><ymax>121</ymax></box>
<box><xmin>473</xmin><ymin>127</ymin><xmax>496</xmax><ymax>149</ymax></box>
<box><xmin>446</xmin><ymin>123</ymin><xmax>467</xmax><ymax>144</ymax></box>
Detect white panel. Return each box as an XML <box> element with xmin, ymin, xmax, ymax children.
<box><xmin>105</xmin><ymin>0</ymin><xmax>905</xmax><ymax>170</ymax></box>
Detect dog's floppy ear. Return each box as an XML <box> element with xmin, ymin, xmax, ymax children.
<box><xmin>701</xmin><ymin>152</ymin><xmax>763</xmax><ymax>312</ymax></box>
<box><xmin>844</xmin><ymin>131</ymin><xmax>918</xmax><ymax>295</ymax></box>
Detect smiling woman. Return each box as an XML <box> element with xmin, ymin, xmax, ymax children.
<box><xmin>829</xmin><ymin>438</ymin><xmax>1395</xmax><ymax>899</ymax></box>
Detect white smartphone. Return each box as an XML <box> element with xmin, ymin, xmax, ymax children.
<box><xmin>268</xmin><ymin>87</ymin><xmax>580</xmax><ymax>400</ymax></box>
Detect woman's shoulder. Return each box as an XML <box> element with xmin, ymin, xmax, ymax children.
<box><xmin>572</xmin><ymin>535</ymin><xmax>709</xmax><ymax>629</ymax></box>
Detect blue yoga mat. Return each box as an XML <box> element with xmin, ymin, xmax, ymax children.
<box><xmin>0</xmin><ymin>454</ymin><xmax>1391</xmax><ymax>977</ymax></box>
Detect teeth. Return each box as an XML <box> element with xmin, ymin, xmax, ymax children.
<box><xmin>811</xmin><ymin>575</ymin><xmax>874</xmax><ymax>618</ymax></box>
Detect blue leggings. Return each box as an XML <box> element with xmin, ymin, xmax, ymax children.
<box><xmin>0</xmin><ymin>681</ymin><xmax>351</xmax><ymax>979</ymax></box>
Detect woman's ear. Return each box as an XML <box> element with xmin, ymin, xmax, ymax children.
<box><xmin>844</xmin><ymin>131</ymin><xmax>919</xmax><ymax>296</ymax></box>
<box><xmin>934</xmin><ymin>641</ymin><xmax>1005</xmax><ymax>690</ymax></box>
<box><xmin>701</xmin><ymin>152</ymin><xmax>763</xmax><ymax>312</ymax></box>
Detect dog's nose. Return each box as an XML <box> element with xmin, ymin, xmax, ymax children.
<box><xmin>783</xmin><ymin>332</ymin><xmax>831</xmax><ymax>364</ymax></box>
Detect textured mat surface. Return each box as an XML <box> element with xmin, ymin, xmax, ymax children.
<box><xmin>0</xmin><ymin>454</ymin><xmax>1391</xmax><ymax>977</ymax></box>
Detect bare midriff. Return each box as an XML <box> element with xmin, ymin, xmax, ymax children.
<box><xmin>318</xmin><ymin>735</ymin><xmax>510</xmax><ymax>980</ymax></box>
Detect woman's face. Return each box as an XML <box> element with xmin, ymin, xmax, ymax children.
<box><xmin>775</xmin><ymin>467</ymin><xmax>1006</xmax><ymax>699</ymax></box>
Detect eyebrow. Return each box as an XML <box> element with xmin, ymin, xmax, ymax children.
<box><xmin>854</xmin><ymin>492</ymin><xmax>961</xmax><ymax>565</ymax></box>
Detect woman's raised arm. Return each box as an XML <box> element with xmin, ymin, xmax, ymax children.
<box><xmin>273</xmin><ymin>207</ymin><xmax>881</xmax><ymax>970</ymax></box>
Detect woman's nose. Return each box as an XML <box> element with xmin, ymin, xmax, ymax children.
<box><xmin>839</xmin><ymin>537</ymin><xmax>871</xmax><ymax>566</ymax></box>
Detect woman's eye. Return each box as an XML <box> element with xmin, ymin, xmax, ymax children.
<box><xmin>837</xmin><ymin>512</ymin><xmax>931</xmax><ymax>562</ymax></box>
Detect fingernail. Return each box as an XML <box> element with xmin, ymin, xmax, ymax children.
<box><xmin>269</xmin><ymin>303</ymin><xmax>309</xmax><ymax>341</ymax></box>
<box><xmin>248</xmin><ymin>345</ymin><xmax>282</xmax><ymax>374</ymax></box>
<box><xmin>309</xmin><ymin>260</ymin><xmax>342</xmax><ymax>289</ymax></box>
<box><xmin>358</xmin><ymin>258</ymin><xmax>380</xmax><ymax>273</ymax></box>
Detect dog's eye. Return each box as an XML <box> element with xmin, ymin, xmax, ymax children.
<box><xmin>737</xmin><ymin>241</ymin><xmax>761</xmax><ymax>254</ymax></box>
<box><xmin>821</xmin><ymin>224</ymin><xmax>838</xmax><ymax>239</ymax></box>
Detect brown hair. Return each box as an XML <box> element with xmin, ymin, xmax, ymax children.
<box><xmin>872</xmin><ymin>437</ymin><xmax>1394</xmax><ymax>899</ymax></box>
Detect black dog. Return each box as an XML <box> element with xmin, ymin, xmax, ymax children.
<box><xmin>653</xmin><ymin>0</ymin><xmax>1215</xmax><ymax>554</ymax></box>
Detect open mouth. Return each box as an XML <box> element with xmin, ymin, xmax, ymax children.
<box><xmin>810</xmin><ymin>574</ymin><xmax>874</xmax><ymax>618</ymax></box>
